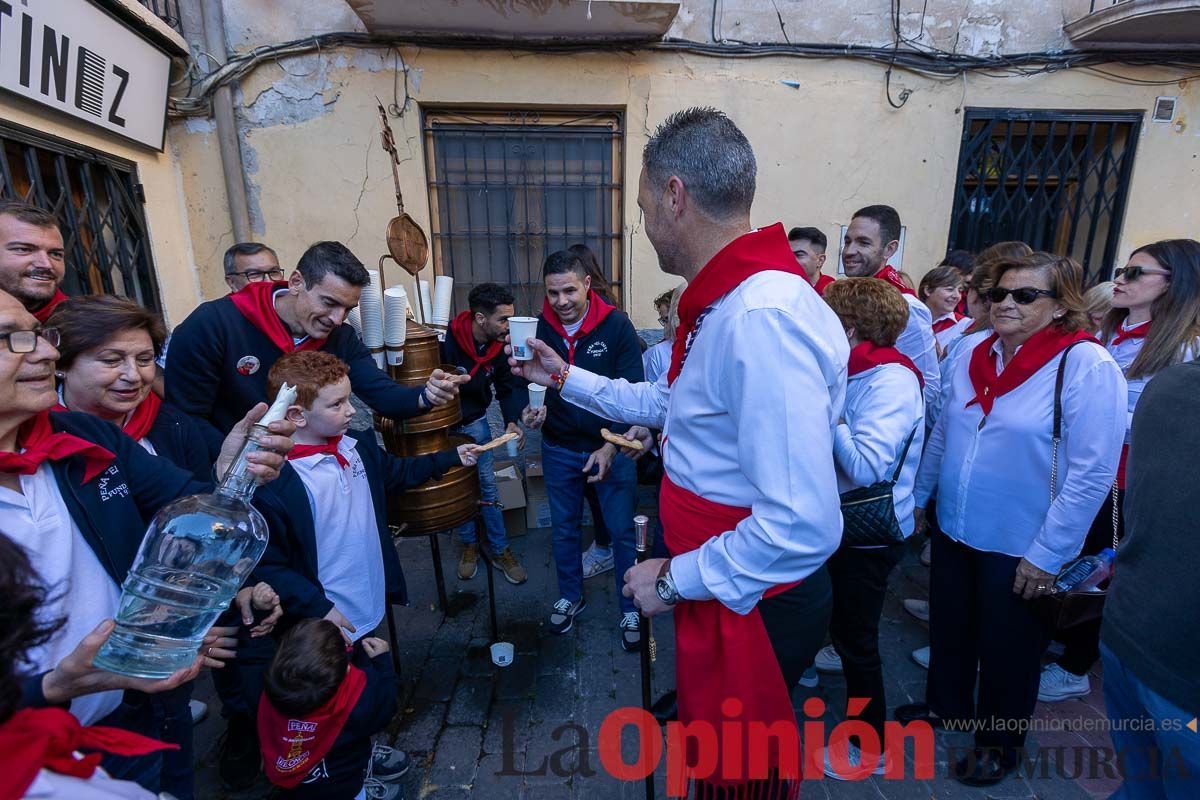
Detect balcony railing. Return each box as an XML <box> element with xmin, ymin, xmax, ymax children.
<box><xmin>1090</xmin><ymin>0</ymin><xmax>1131</xmax><ymax>10</ymax></box>
<box><xmin>136</xmin><ymin>0</ymin><xmax>182</xmax><ymax>34</ymax></box>
<box><xmin>1068</xmin><ymin>0</ymin><xmax>1200</xmax><ymax>48</ymax></box>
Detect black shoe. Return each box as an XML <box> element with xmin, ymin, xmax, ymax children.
<box><xmin>651</xmin><ymin>691</ymin><xmax>677</xmax><ymax>725</ymax></box>
<box><xmin>893</xmin><ymin>702</ymin><xmax>944</xmax><ymax>729</ymax></box>
<box><xmin>547</xmin><ymin>597</ymin><xmax>586</xmax><ymax>634</ymax></box>
<box><xmin>619</xmin><ymin>612</ymin><xmax>641</xmax><ymax>653</ymax></box>
<box><xmin>218</xmin><ymin>712</ymin><xmax>261</xmax><ymax>791</ymax></box>
<box><xmin>952</xmin><ymin>748</ymin><xmax>1017</xmax><ymax>787</ymax></box>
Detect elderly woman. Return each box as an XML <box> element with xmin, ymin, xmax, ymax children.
<box><xmin>897</xmin><ymin>253</ymin><xmax>1126</xmax><ymax>786</ymax></box>
<box><xmin>813</xmin><ymin>279</ymin><xmax>925</xmax><ymax>778</ymax></box>
<box><xmin>919</xmin><ymin>266</ymin><xmax>970</xmax><ymax>356</ymax></box>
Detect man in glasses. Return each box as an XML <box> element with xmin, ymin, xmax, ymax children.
<box><xmin>0</xmin><ymin>202</ymin><xmax>68</xmax><ymax>322</ymax></box>
<box><xmin>224</xmin><ymin>242</ymin><xmax>284</xmax><ymax>293</ymax></box>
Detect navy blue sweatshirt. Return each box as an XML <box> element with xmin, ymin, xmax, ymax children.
<box><xmin>252</xmin><ymin>428</ymin><xmax>462</xmax><ymax>618</ymax></box>
<box><xmin>537</xmin><ymin>309</ymin><xmax>644</xmax><ymax>452</ymax></box>
<box><xmin>145</xmin><ymin>402</ymin><xmax>213</xmax><ymax>481</ymax></box>
<box><xmin>165</xmin><ymin>294</ymin><xmax>423</xmax><ymax>456</ymax></box>
<box><xmin>440</xmin><ymin>332</ymin><xmax>528</xmax><ymax>426</ymax></box>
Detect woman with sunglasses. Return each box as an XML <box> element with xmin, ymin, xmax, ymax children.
<box><xmin>896</xmin><ymin>252</ymin><xmax>1126</xmax><ymax>786</ymax></box>
<box><xmin>1038</xmin><ymin>239</ymin><xmax>1200</xmax><ymax>705</ymax></box>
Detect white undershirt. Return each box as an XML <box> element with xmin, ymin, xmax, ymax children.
<box><xmin>288</xmin><ymin>438</ymin><xmax>385</xmax><ymax>640</ymax></box>
<box><xmin>562</xmin><ymin>313</ymin><xmax>586</xmax><ymax>340</ymax></box>
<box><xmin>0</xmin><ymin>465</ymin><xmax>123</xmax><ymax>724</ymax></box>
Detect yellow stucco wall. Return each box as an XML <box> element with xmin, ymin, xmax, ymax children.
<box><xmin>1</xmin><ymin>93</ymin><xmax>201</xmax><ymax>327</ymax></box>
<box><xmin>168</xmin><ymin>47</ymin><xmax>1199</xmax><ymax>328</ymax></box>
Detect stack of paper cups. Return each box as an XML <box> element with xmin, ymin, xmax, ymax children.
<box><xmin>346</xmin><ymin>307</ymin><xmax>363</xmax><ymax>339</ymax></box>
<box><xmin>383</xmin><ymin>286</ymin><xmax>409</xmax><ymax>366</ymax></box>
<box><xmin>418</xmin><ymin>280</ymin><xmax>433</xmax><ymax>325</ymax></box>
<box><xmin>432</xmin><ymin>275</ymin><xmax>454</xmax><ymax>328</ymax></box>
<box><xmin>360</xmin><ymin>269</ymin><xmax>385</xmax><ymax>369</ymax></box>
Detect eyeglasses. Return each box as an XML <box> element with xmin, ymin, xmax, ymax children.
<box><xmin>229</xmin><ymin>268</ymin><xmax>285</xmax><ymax>282</ymax></box>
<box><xmin>1</xmin><ymin>327</ymin><xmax>59</xmax><ymax>354</ymax></box>
<box><xmin>984</xmin><ymin>287</ymin><xmax>1057</xmax><ymax>305</ymax></box>
<box><xmin>1113</xmin><ymin>265</ymin><xmax>1170</xmax><ymax>282</ymax></box>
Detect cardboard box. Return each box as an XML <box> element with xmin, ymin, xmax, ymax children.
<box><xmin>493</xmin><ymin>461</ymin><xmax>526</xmax><ymax>511</ymax></box>
<box><xmin>524</xmin><ymin>457</ymin><xmax>553</xmax><ymax>530</ymax></box>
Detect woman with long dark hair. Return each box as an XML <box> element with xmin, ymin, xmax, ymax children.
<box><xmin>1039</xmin><ymin>239</ymin><xmax>1200</xmax><ymax>703</ymax></box>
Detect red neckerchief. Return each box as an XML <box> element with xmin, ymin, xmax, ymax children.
<box><xmin>0</xmin><ymin>707</ymin><xmax>176</xmax><ymax>799</ymax></box>
<box><xmin>874</xmin><ymin>265</ymin><xmax>917</xmax><ymax>297</ymax></box>
<box><xmin>660</xmin><ymin>475</ymin><xmax>801</xmax><ymax>796</ymax></box>
<box><xmin>258</xmin><ymin>664</ymin><xmax>367</xmax><ymax>789</ymax></box>
<box><xmin>967</xmin><ymin>327</ymin><xmax>1097</xmax><ymax>416</ymax></box>
<box><xmin>955</xmin><ymin>296</ymin><xmax>969</xmax><ymax>316</ymax></box>
<box><xmin>1111</xmin><ymin>319</ymin><xmax>1151</xmax><ymax>347</ymax></box>
<box><xmin>56</xmin><ymin>392</ymin><xmax>162</xmax><ymax>442</ymax></box>
<box><xmin>540</xmin><ymin>290</ymin><xmax>615</xmax><ymax>364</ymax></box>
<box><xmin>450</xmin><ymin>310</ymin><xmax>502</xmax><ymax>377</ymax></box>
<box><xmin>814</xmin><ymin>273</ymin><xmax>836</xmax><ymax>295</ymax></box>
<box><xmin>287</xmin><ymin>434</ymin><xmax>350</xmax><ymax>469</ymax></box>
<box><xmin>32</xmin><ymin>289</ymin><xmax>68</xmax><ymax>323</ymax></box>
<box><xmin>669</xmin><ymin>223</ymin><xmax>808</xmax><ymax>386</ymax></box>
<box><xmin>229</xmin><ymin>281</ymin><xmax>325</xmax><ymax>354</ymax></box>
<box><xmin>932</xmin><ymin>312</ymin><xmax>966</xmax><ymax>335</ymax></box>
<box><xmin>0</xmin><ymin>411</ymin><xmax>116</xmax><ymax>483</ymax></box>
<box><xmin>849</xmin><ymin>341</ymin><xmax>924</xmax><ymax>388</ymax></box>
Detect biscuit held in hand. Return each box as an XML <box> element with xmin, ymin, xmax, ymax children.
<box><xmin>601</xmin><ymin>427</ymin><xmax>644</xmax><ymax>451</ymax></box>
<box><xmin>474</xmin><ymin>431</ymin><xmax>519</xmax><ymax>453</ymax></box>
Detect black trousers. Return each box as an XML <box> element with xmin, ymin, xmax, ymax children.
<box><xmin>926</xmin><ymin>530</ymin><xmax>1051</xmax><ymax>755</ymax></box>
<box><xmin>1054</xmin><ymin>486</ymin><xmax>1124</xmax><ymax>676</ymax></box>
<box><xmin>827</xmin><ymin>542</ymin><xmax>905</xmax><ymax>738</ymax></box>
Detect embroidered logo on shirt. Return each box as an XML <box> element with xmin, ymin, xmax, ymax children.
<box><xmin>98</xmin><ymin>467</ymin><xmax>130</xmax><ymax>502</ymax></box>
<box><xmin>585</xmin><ymin>341</ymin><xmax>608</xmax><ymax>358</ymax></box>
<box><xmin>236</xmin><ymin>355</ymin><xmax>261</xmax><ymax>376</ymax></box>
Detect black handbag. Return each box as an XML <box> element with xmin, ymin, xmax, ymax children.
<box><xmin>1034</xmin><ymin>343</ymin><xmax>1118</xmax><ymax>630</ymax></box>
<box><xmin>838</xmin><ymin>426</ymin><xmax>919</xmax><ymax>547</ymax></box>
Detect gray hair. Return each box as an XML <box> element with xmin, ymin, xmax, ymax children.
<box><xmin>642</xmin><ymin>107</ymin><xmax>756</xmax><ymax>221</ymax></box>
<box><xmin>223</xmin><ymin>242</ymin><xmax>277</xmax><ymax>275</ymax></box>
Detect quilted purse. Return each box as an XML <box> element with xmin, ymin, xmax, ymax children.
<box><xmin>838</xmin><ymin>426</ymin><xmax>919</xmax><ymax>547</ymax></box>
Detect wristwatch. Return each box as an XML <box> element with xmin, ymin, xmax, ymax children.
<box><xmin>655</xmin><ymin>559</ymin><xmax>680</xmax><ymax>606</ymax></box>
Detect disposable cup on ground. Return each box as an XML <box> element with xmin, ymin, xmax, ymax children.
<box><xmin>528</xmin><ymin>384</ymin><xmax>547</xmax><ymax>409</ymax></box>
<box><xmin>490</xmin><ymin>641</ymin><xmax>514</xmax><ymax>667</ymax></box>
<box><xmin>508</xmin><ymin>317</ymin><xmax>539</xmax><ymax>361</ymax></box>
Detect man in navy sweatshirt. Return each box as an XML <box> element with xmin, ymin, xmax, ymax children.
<box><xmin>524</xmin><ymin>250</ymin><xmax>645</xmax><ymax>651</ymax></box>
<box><xmin>165</xmin><ymin>241</ymin><xmax>466</xmax><ymax>456</ymax></box>
<box><xmin>441</xmin><ymin>282</ymin><xmax>530</xmax><ymax>586</ymax></box>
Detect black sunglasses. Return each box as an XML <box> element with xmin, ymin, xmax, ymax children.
<box><xmin>1113</xmin><ymin>265</ymin><xmax>1170</xmax><ymax>282</ymax></box>
<box><xmin>0</xmin><ymin>326</ymin><xmax>60</xmax><ymax>354</ymax></box>
<box><xmin>984</xmin><ymin>287</ymin><xmax>1057</xmax><ymax>305</ymax></box>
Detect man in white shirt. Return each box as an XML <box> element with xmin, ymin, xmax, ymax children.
<box><xmin>511</xmin><ymin>107</ymin><xmax>845</xmax><ymax>795</ymax></box>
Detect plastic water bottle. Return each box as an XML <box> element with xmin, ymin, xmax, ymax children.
<box><xmin>1053</xmin><ymin>548</ymin><xmax>1116</xmax><ymax>594</ymax></box>
<box><xmin>92</xmin><ymin>386</ymin><xmax>295</xmax><ymax>679</ymax></box>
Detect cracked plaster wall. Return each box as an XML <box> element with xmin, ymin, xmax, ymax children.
<box><xmin>167</xmin><ymin>0</ymin><xmax>1200</xmax><ymax>325</ymax></box>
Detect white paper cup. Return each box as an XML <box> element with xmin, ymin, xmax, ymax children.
<box><xmin>385</xmin><ymin>345</ymin><xmax>404</xmax><ymax>366</ymax></box>
<box><xmin>505</xmin><ymin>438</ymin><xmax>519</xmax><ymax>458</ymax></box>
<box><xmin>509</xmin><ymin>317</ymin><xmax>539</xmax><ymax>361</ymax></box>
<box><xmin>490</xmin><ymin>641</ymin><xmax>514</xmax><ymax>668</ymax></box>
<box><xmin>528</xmin><ymin>384</ymin><xmax>547</xmax><ymax>409</ymax></box>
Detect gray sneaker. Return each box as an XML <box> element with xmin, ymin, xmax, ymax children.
<box><xmin>547</xmin><ymin>597</ymin><xmax>586</xmax><ymax>634</ymax></box>
<box><xmin>371</xmin><ymin>743</ymin><xmax>411</xmax><ymax>781</ymax></box>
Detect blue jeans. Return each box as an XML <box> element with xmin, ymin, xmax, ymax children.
<box><xmin>542</xmin><ymin>440</ymin><xmax>637</xmax><ymax>614</ymax></box>
<box><xmin>453</xmin><ymin>416</ymin><xmax>508</xmax><ymax>552</ymax></box>
<box><xmin>1100</xmin><ymin>642</ymin><xmax>1200</xmax><ymax>799</ymax></box>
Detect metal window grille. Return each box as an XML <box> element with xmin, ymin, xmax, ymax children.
<box><xmin>947</xmin><ymin>108</ymin><xmax>1141</xmax><ymax>284</ymax></box>
<box><xmin>422</xmin><ymin>109</ymin><xmax>624</xmax><ymax>316</ymax></box>
<box><xmin>0</xmin><ymin>120</ymin><xmax>162</xmax><ymax>312</ymax></box>
<box><xmin>135</xmin><ymin>0</ymin><xmax>183</xmax><ymax>33</ymax></box>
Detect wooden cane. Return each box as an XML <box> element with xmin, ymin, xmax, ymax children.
<box><xmin>634</xmin><ymin>514</ymin><xmax>656</xmax><ymax>800</ymax></box>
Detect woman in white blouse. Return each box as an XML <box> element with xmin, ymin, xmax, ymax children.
<box><xmin>814</xmin><ymin>279</ymin><xmax>925</xmax><ymax>778</ymax></box>
<box><xmin>919</xmin><ymin>265</ymin><xmax>970</xmax><ymax>357</ymax></box>
<box><xmin>1039</xmin><ymin>239</ymin><xmax>1200</xmax><ymax>704</ymax></box>
<box><xmin>897</xmin><ymin>253</ymin><xmax>1126</xmax><ymax>787</ymax></box>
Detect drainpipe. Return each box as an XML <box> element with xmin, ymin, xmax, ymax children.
<box><xmin>199</xmin><ymin>0</ymin><xmax>252</xmax><ymax>242</ymax></box>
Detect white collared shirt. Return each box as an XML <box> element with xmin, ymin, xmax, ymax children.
<box><xmin>642</xmin><ymin>338</ymin><xmax>672</xmax><ymax>385</ymax></box>
<box><xmin>288</xmin><ymin>437</ymin><xmax>385</xmax><ymax>640</ymax></box>
<box><xmin>0</xmin><ymin>465</ymin><xmax>122</xmax><ymax>725</ymax></box>
<box><xmin>1106</xmin><ymin>323</ymin><xmax>1200</xmax><ymax>442</ymax></box>
<box><xmin>932</xmin><ymin>313</ymin><xmax>974</xmax><ymax>351</ymax></box>
<box><xmin>914</xmin><ymin>336</ymin><xmax>1126</xmax><ymax>573</ymax></box>
<box><xmin>932</xmin><ymin>328</ymin><xmax>990</xmax><ymax>426</ymax></box>
<box><xmin>834</xmin><ymin>363</ymin><xmax>925</xmax><ymax>539</ymax></box>
<box><xmin>897</xmin><ymin>294</ymin><xmax>942</xmax><ymax>422</ymax></box>
<box><xmin>561</xmin><ymin>270</ymin><xmax>848</xmax><ymax>614</ymax></box>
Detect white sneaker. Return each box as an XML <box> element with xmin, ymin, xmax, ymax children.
<box><xmin>1038</xmin><ymin>663</ymin><xmax>1091</xmax><ymax>702</ymax></box>
<box><xmin>822</xmin><ymin>740</ymin><xmax>887</xmax><ymax>780</ymax></box>
<box><xmin>188</xmin><ymin>699</ymin><xmax>208</xmax><ymax>725</ymax></box>
<box><xmin>581</xmin><ymin>542</ymin><xmax>614</xmax><ymax>579</ymax></box>
<box><xmin>903</xmin><ymin>598</ymin><xmax>930</xmax><ymax>622</ymax></box>
<box><xmin>912</xmin><ymin>646</ymin><xmax>930</xmax><ymax>670</ymax></box>
<box><xmin>920</xmin><ymin>540</ymin><xmax>932</xmax><ymax>566</ymax></box>
<box><xmin>814</xmin><ymin>644</ymin><xmax>843</xmax><ymax>673</ymax></box>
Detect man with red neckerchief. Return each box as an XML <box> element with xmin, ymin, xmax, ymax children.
<box><xmin>512</xmin><ymin>108</ymin><xmax>846</xmax><ymax>797</ymax></box>
<box><xmin>0</xmin><ymin>202</ymin><xmax>69</xmax><ymax>322</ymax></box>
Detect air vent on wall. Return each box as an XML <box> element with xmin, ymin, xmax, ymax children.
<box><xmin>1153</xmin><ymin>97</ymin><xmax>1177</xmax><ymax>123</ymax></box>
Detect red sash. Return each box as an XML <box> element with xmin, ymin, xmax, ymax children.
<box><xmin>1111</xmin><ymin>319</ymin><xmax>1150</xmax><ymax>347</ymax></box>
<box><xmin>669</xmin><ymin>223</ymin><xmax>808</xmax><ymax>386</ymax></box>
<box><xmin>966</xmin><ymin>327</ymin><xmax>1097</xmax><ymax>416</ymax></box>
<box><xmin>849</xmin><ymin>341</ymin><xmax>924</xmax><ymax>388</ymax></box>
<box><xmin>32</xmin><ymin>289</ymin><xmax>68</xmax><ymax>323</ymax></box>
<box><xmin>540</xmin><ymin>290</ymin><xmax>614</xmax><ymax>363</ymax></box>
<box><xmin>661</xmin><ymin>475</ymin><xmax>801</xmax><ymax>792</ymax></box>
<box><xmin>0</xmin><ymin>707</ymin><xmax>176</xmax><ymax>799</ymax></box>
<box><xmin>874</xmin><ymin>265</ymin><xmax>917</xmax><ymax>297</ymax></box>
<box><xmin>450</xmin><ymin>310</ymin><xmax>503</xmax><ymax>377</ymax></box>
<box><xmin>258</xmin><ymin>664</ymin><xmax>367</xmax><ymax>788</ymax></box>
<box><xmin>813</xmin><ymin>274</ymin><xmax>835</xmax><ymax>295</ymax></box>
<box><xmin>932</xmin><ymin>312</ymin><xmax>965</xmax><ymax>335</ymax></box>
<box><xmin>229</xmin><ymin>281</ymin><xmax>325</xmax><ymax>354</ymax></box>
<box><xmin>0</xmin><ymin>411</ymin><xmax>116</xmax><ymax>483</ymax></box>
<box><xmin>288</xmin><ymin>434</ymin><xmax>350</xmax><ymax>469</ymax></box>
